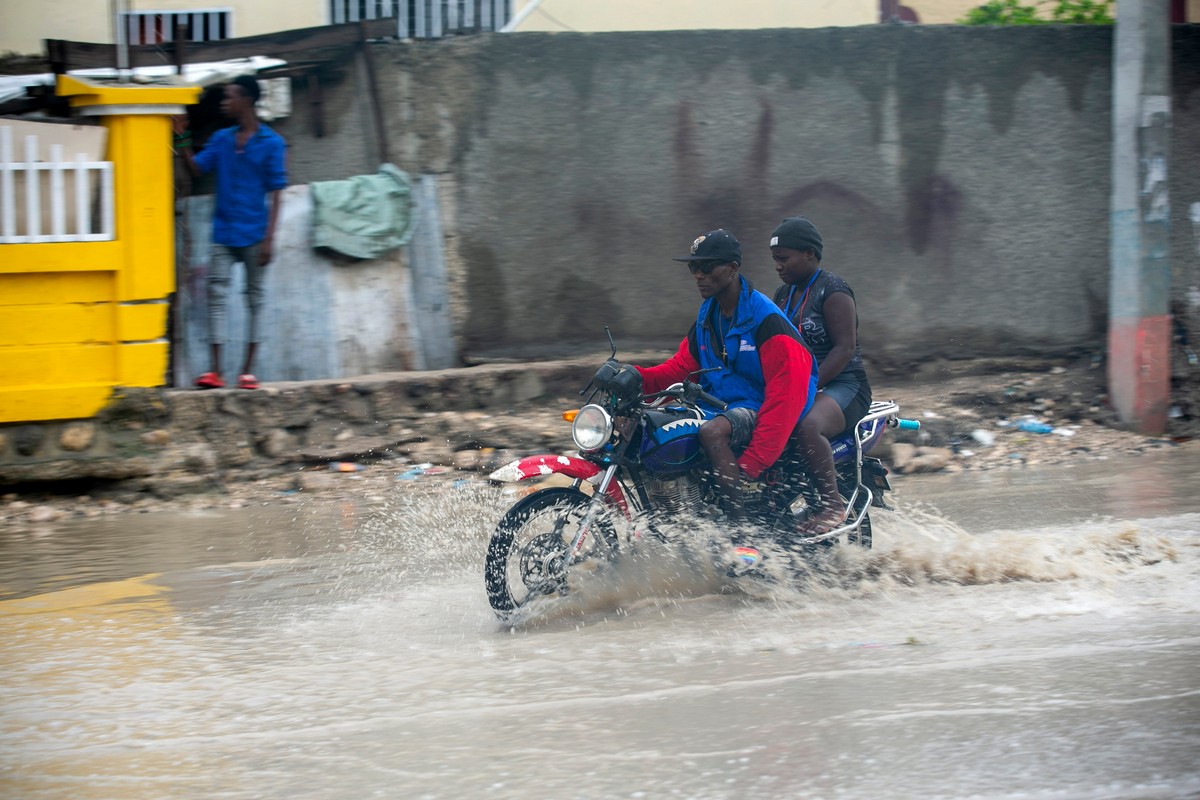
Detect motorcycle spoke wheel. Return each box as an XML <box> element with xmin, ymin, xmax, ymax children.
<box><xmin>776</xmin><ymin>488</ymin><xmax>872</xmax><ymax>551</ymax></box>
<box><xmin>836</xmin><ymin>474</ymin><xmax>873</xmax><ymax>549</ymax></box>
<box><xmin>846</xmin><ymin>503</ymin><xmax>872</xmax><ymax>549</ymax></box>
<box><xmin>519</xmin><ymin>532</ymin><xmax>570</xmax><ymax>592</ymax></box>
<box><xmin>485</xmin><ymin>487</ymin><xmax>619</xmax><ymax>620</ymax></box>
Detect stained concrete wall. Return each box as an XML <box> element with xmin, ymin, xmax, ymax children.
<box><xmin>271</xmin><ymin>25</ymin><xmax>1200</xmax><ymax>369</ymax></box>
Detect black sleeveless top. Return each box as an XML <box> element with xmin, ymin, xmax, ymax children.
<box><xmin>772</xmin><ymin>270</ymin><xmax>868</xmax><ymax>384</ymax></box>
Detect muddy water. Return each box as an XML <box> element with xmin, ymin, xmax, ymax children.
<box><xmin>1</xmin><ymin>451</ymin><xmax>1198</xmax><ymax>800</ymax></box>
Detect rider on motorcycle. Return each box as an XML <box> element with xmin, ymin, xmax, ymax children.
<box><xmin>770</xmin><ymin>216</ymin><xmax>874</xmax><ymax>534</ymax></box>
<box><xmin>633</xmin><ymin>229</ymin><xmax>823</xmax><ymax>523</ymax></box>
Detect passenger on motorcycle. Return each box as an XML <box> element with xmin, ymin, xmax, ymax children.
<box><xmin>770</xmin><ymin>216</ymin><xmax>874</xmax><ymax>534</ymax></box>
<box><xmin>634</xmin><ymin>229</ymin><xmax>820</xmax><ymax>522</ymax></box>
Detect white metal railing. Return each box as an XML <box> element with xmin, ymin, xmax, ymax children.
<box><xmin>0</xmin><ymin>125</ymin><xmax>114</xmax><ymax>244</ymax></box>
<box><xmin>122</xmin><ymin>10</ymin><xmax>233</xmax><ymax>45</ymax></box>
<box><xmin>329</xmin><ymin>0</ymin><xmax>511</xmax><ymax>39</ymax></box>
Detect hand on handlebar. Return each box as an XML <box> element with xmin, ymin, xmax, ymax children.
<box><xmin>648</xmin><ymin>381</ymin><xmax>727</xmax><ymax>411</ymax></box>
<box><xmin>696</xmin><ymin>387</ymin><xmax>728</xmax><ymax>411</ymax></box>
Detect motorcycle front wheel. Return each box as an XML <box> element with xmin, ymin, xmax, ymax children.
<box><xmin>484</xmin><ymin>486</ymin><xmax>621</xmax><ymax>620</ymax></box>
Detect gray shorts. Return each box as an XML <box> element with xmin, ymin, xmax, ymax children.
<box><xmin>820</xmin><ymin>374</ymin><xmax>872</xmax><ymax>430</ymax></box>
<box><xmin>718</xmin><ymin>406</ymin><xmax>758</xmax><ymax>452</ymax></box>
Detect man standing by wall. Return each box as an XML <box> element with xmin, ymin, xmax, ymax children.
<box><xmin>176</xmin><ymin>75</ymin><xmax>287</xmax><ymax>390</ymax></box>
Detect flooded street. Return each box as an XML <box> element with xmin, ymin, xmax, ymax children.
<box><xmin>2</xmin><ymin>451</ymin><xmax>1198</xmax><ymax>799</ymax></box>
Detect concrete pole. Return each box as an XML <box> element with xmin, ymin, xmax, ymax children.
<box><xmin>1109</xmin><ymin>0</ymin><xmax>1172</xmax><ymax>433</ymax></box>
<box><xmin>111</xmin><ymin>0</ymin><xmax>130</xmax><ymax>81</ymax></box>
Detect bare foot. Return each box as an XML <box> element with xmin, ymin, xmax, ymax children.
<box><xmin>797</xmin><ymin>505</ymin><xmax>846</xmax><ymax>536</ymax></box>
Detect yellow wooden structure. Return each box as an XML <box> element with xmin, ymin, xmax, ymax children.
<box><xmin>0</xmin><ymin>75</ymin><xmax>200</xmax><ymax>424</ymax></box>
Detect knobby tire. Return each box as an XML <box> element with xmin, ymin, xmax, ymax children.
<box><xmin>484</xmin><ymin>486</ymin><xmax>620</xmax><ymax>620</ymax></box>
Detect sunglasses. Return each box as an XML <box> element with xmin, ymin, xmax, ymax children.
<box><xmin>687</xmin><ymin>260</ymin><xmax>726</xmax><ymax>275</ymax></box>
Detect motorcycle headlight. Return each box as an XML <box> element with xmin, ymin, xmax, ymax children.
<box><xmin>571</xmin><ymin>404</ymin><xmax>613</xmax><ymax>452</ymax></box>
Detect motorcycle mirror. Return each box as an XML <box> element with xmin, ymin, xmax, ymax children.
<box><xmin>604</xmin><ymin>326</ymin><xmax>617</xmax><ymax>359</ymax></box>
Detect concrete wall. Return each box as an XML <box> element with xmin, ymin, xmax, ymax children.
<box><xmin>271</xmin><ymin>25</ymin><xmax>1200</xmax><ymax>368</ymax></box>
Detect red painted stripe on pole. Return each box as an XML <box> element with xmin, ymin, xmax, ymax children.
<box><xmin>1108</xmin><ymin>315</ymin><xmax>1170</xmax><ymax>434</ymax></box>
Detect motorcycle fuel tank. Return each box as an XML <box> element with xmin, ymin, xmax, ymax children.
<box><xmin>639</xmin><ymin>409</ymin><xmax>706</xmax><ymax>475</ymax></box>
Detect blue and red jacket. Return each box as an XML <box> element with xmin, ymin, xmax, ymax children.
<box><xmin>636</xmin><ymin>276</ymin><xmax>817</xmax><ymax>478</ymax></box>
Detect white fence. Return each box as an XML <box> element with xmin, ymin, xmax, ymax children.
<box><xmin>121</xmin><ymin>10</ymin><xmax>234</xmax><ymax>45</ymax></box>
<box><xmin>0</xmin><ymin>125</ymin><xmax>114</xmax><ymax>244</ymax></box>
<box><xmin>329</xmin><ymin>0</ymin><xmax>511</xmax><ymax>39</ymax></box>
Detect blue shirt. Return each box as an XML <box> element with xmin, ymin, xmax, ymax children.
<box><xmin>689</xmin><ymin>275</ymin><xmax>816</xmax><ymax>416</ymax></box>
<box><xmin>194</xmin><ymin>124</ymin><xmax>288</xmax><ymax>247</ymax></box>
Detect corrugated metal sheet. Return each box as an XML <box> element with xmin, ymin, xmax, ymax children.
<box><xmin>408</xmin><ymin>175</ymin><xmax>455</xmax><ymax>370</ymax></box>
<box><xmin>173</xmin><ymin>184</ymin><xmax>443</xmax><ymax>384</ymax></box>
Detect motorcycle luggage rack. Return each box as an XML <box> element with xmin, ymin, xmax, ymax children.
<box><xmin>789</xmin><ymin>400</ymin><xmax>901</xmax><ymax>546</ymax></box>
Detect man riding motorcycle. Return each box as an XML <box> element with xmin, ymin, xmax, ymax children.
<box><xmin>631</xmin><ymin>228</ymin><xmax>827</xmax><ymax>529</ymax></box>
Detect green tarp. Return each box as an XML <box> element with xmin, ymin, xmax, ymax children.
<box><xmin>310</xmin><ymin>163</ymin><xmax>416</xmax><ymax>260</ymax></box>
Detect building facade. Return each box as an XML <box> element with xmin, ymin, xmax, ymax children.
<box><xmin>506</xmin><ymin>0</ymin><xmax>876</xmax><ymax>32</ymax></box>
<box><xmin>486</xmin><ymin>0</ymin><xmax>1200</xmax><ymax>33</ymax></box>
<box><xmin>9</xmin><ymin>1</ymin><xmax>1194</xmax><ymax>55</ymax></box>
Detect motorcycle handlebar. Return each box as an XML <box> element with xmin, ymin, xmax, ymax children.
<box><xmin>696</xmin><ymin>389</ymin><xmax>728</xmax><ymax>412</ymax></box>
<box><xmin>894</xmin><ymin>418</ymin><xmax>921</xmax><ymax>430</ymax></box>
<box><xmin>643</xmin><ymin>382</ymin><xmax>728</xmax><ymax>412</ymax></box>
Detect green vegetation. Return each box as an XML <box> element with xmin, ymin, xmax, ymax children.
<box><xmin>959</xmin><ymin>0</ymin><xmax>1114</xmax><ymax>25</ymax></box>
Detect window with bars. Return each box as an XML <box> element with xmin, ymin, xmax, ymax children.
<box><xmin>121</xmin><ymin>10</ymin><xmax>232</xmax><ymax>45</ymax></box>
<box><xmin>329</xmin><ymin>0</ymin><xmax>400</xmax><ymax>23</ymax></box>
<box><xmin>328</xmin><ymin>0</ymin><xmax>511</xmax><ymax>38</ymax></box>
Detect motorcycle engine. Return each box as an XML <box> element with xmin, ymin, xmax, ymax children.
<box><xmin>643</xmin><ymin>474</ymin><xmax>704</xmax><ymax>518</ymax></box>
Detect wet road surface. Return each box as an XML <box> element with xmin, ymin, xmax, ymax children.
<box><xmin>2</xmin><ymin>450</ymin><xmax>1198</xmax><ymax>799</ymax></box>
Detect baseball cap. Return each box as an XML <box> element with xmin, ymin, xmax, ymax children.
<box><xmin>672</xmin><ymin>229</ymin><xmax>742</xmax><ymax>264</ymax></box>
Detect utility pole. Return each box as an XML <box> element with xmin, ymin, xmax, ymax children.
<box><xmin>1109</xmin><ymin>0</ymin><xmax>1171</xmax><ymax>434</ymax></box>
<box><xmin>111</xmin><ymin>0</ymin><xmax>131</xmax><ymax>82</ymax></box>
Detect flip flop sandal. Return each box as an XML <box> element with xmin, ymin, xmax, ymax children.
<box><xmin>195</xmin><ymin>372</ymin><xmax>224</xmax><ymax>389</ymax></box>
<box><xmin>238</xmin><ymin>374</ymin><xmax>259</xmax><ymax>390</ymax></box>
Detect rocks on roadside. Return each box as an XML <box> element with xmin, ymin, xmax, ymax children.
<box><xmin>295</xmin><ymin>471</ymin><xmax>345</xmax><ymax>493</ymax></box>
<box><xmin>3</xmin><ymin>360</ymin><xmax>1194</xmax><ymax>527</ymax></box>
<box><xmin>27</xmin><ymin>505</ymin><xmax>63</xmax><ymax>523</ymax></box>
<box><xmin>59</xmin><ymin>423</ymin><xmax>96</xmax><ymax>452</ymax></box>
<box><xmin>901</xmin><ymin>447</ymin><xmax>954</xmax><ymax>474</ymax></box>
<box><xmin>140</xmin><ymin>429</ymin><xmax>171</xmax><ymax>447</ymax></box>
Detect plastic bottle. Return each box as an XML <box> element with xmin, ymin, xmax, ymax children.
<box><xmin>1016</xmin><ymin>420</ymin><xmax>1053</xmax><ymax>434</ymax></box>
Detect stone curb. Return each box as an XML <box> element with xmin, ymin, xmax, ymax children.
<box><xmin>0</xmin><ymin>353</ymin><xmax>664</xmax><ymax>488</ymax></box>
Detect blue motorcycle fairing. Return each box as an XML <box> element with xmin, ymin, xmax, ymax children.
<box><xmin>829</xmin><ymin>417</ymin><xmax>885</xmax><ymax>462</ymax></box>
<box><xmin>638</xmin><ymin>406</ymin><xmax>882</xmax><ymax>476</ymax></box>
<box><xmin>638</xmin><ymin>407</ymin><xmax>706</xmax><ymax>475</ymax></box>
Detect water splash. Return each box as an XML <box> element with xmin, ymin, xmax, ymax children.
<box><xmin>335</xmin><ymin>482</ymin><xmax>1184</xmax><ymax>628</ymax></box>
<box><xmin>859</xmin><ymin>501</ymin><xmax>1177</xmax><ymax>588</ymax></box>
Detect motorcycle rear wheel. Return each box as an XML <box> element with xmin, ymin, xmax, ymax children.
<box><xmin>485</xmin><ymin>487</ymin><xmax>620</xmax><ymax>620</ymax></box>
<box><xmin>836</xmin><ymin>470</ymin><xmax>873</xmax><ymax>549</ymax></box>
<box><xmin>847</xmin><ymin>507</ymin><xmax>872</xmax><ymax>548</ymax></box>
<box><xmin>781</xmin><ymin>481</ymin><xmax>872</xmax><ymax>550</ymax></box>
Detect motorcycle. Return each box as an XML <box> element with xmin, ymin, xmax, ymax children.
<box><xmin>484</xmin><ymin>338</ymin><xmax>921</xmax><ymax>622</ymax></box>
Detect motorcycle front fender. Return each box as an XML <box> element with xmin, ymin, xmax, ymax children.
<box><xmin>489</xmin><ymin>455</ymin><xmax>629</xmax><ymax>515</ymax></box>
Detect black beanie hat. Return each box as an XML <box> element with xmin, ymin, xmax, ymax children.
<box><xmin>770</xmin><ymin>216</ymin><xmax>823</xmax><ymax>260</ymax></box>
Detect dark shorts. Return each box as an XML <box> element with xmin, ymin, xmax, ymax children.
<box><xmin>717</xmin><ymin>406</ymin><xmax>758</xmax><ymax>451</ymax></box>
<box><xmin>820</xmin><ymin>374</ymin><xmax>872</xmax><ymax>431</ymax></box>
